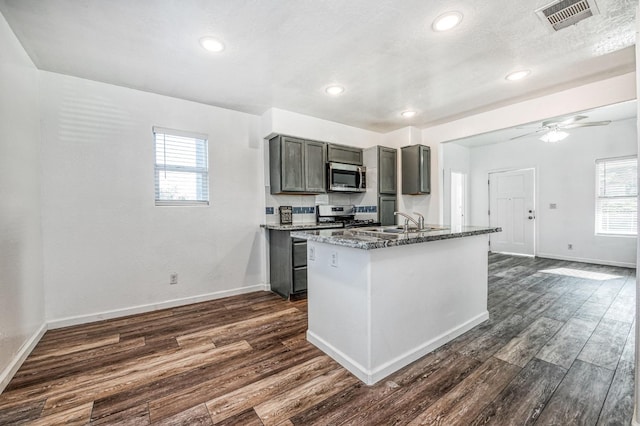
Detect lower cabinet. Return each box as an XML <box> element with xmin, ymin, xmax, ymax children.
<box><xmin>379</xmin><ymin>196</ymin><xmax>397</xmax><ymax>226</ymax></box>
<box><xmin>269</xmin><ymin>230</ymin><xmax>308</xmax><ymax>298</ymax></box>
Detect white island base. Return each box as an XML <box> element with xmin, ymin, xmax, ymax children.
<box><xmin>306</xmin><ymin>234</ymin><xmax>490</xmax><ymax>385</ymax></box>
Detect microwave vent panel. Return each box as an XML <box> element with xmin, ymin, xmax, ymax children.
<box><xmin>535</xmin><ymin>0</ymin><xmax>600</xmax><ymax>32</ymax></box>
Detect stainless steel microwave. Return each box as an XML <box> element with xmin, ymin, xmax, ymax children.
<box><xmin>328</xmin><ymin>162</ymin><xmax>366</xmax><ymax>192</ymax></box>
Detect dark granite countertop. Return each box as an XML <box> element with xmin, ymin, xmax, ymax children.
<box><xmin>290</xmin><ymin>225</ymin><xmax>502</xmax><ymax>250</ymax></box>
<box><xmin>261</xmin><ymin>223</ymin><xmax>344</xmax><ymax>231</ymax></box>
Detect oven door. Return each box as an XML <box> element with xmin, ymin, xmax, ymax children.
<box><xmin>328</xmin><ymin>163</ymin><xmax>365</xmax><ymax>192</ymax></box>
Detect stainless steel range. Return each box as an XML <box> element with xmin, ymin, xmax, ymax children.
<box><xmin>316</xmin><ymin>204</ymin><xmax>379</xmax><ymax>228</ymax></box>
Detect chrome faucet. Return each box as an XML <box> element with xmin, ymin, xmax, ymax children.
<box><xmin>413</xmin><ymin>212</ymin><xmax>425</xmax><ymax>229</ymax></box>
<box><xmin>394</xmin><ymin>211</ymin><xmax>421</xmax><ymax>232</ymax></box>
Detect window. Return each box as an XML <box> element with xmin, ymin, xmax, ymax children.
<box><xmin>595</xmin><ymin>156</ymin><xmax>637</xmax><ymax>236</ymax></box>
<box><xmin>153</xmin><ymin>127</ymin><xmax>209</xmax><ymax>206</ymax></box>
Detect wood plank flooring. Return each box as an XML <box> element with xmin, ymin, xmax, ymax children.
<box><xmin>0</xmin><ymin>253</ymin><xmax>635</xmax><ymax>425</ymax></box>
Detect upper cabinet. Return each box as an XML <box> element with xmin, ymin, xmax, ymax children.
<box><xmin>269</xmin><ymin>135</ymin><xmax>327</xmax><ymax>194</ymax></box>
<box><xmin>327</xmin><ymin>143</ymin><xmax>363</xmax><ymax>166</ymax></box>
<box><xmin>401</xmin><ymin>144</ymin><xmax>431</xmax><ymax>195</ymax></box>
<box><xmin>304</xmin><ymin>140</ymin><xmax>327</xmax><ymax>193</ymax></box>
<box><xmin>378</xmin><ymin>146</ymin><xmax>397</xmax><ymax>195</ymax></box>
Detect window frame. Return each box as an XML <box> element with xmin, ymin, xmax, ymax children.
<box><xmin>153</xmin><ymin>126</ymin><xmax>210</xmax><ymax>207</ymax></box>
<box><xmin>594</xmin><ymin>155</ymin><xmax>637</xmax><ymax>237</ymax></box>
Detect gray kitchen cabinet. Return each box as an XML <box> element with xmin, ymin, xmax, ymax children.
<box><xmin>378</xmin><ymin>146</ymin><xmax>397</xmax><ymax>195</ymax></box>
<box><xmin>304</xmin><ymin>140</ymin><xmax>327</xmax><ymax>193</ymax></box>
<box><xmin>401</xmin><ymin>144</ymin><xmax>431</xmax><ymax>195</ymax></box>
<box><xmin>269</xmin><ymin>230</ymin><xmax>309</xmax><ymax>298</ymax></box>
<box><xmin>269</xmin><ymin>134</ymin><xmax>326</xmax><ymax>194</ymax></box>
<box><xmin>327</xmin><ymin>143</ymin><xmax>363</xmax><ymax>165</ymax></box>
<box><xmin>379</xmin><ymin>196</ymin><xmax>397</xmax><ymax>226</ymax></box>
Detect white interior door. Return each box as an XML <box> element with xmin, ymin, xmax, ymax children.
<box><xmin>451</xmin><ymin>171</ymin><xmax>467</xmax><ymax>229</ymax></box>
<box><xmin>489</xmin><ymin>168</ymin><xmax>535</xmax><ymax>256</ymax></box>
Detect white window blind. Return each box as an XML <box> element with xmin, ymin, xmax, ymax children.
<box><xmin>153</xmin><ymin>127</ymin><xmax>209</xmax><ymax>206</ymax></box>
<box><xmin>595</xmin><ymin>156</ymin><xmax>637</xmax><ymax>236</ymax></box>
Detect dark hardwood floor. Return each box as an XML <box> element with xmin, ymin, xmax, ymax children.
<box><xmin>0</xmin><ymin>253</ymin><xmax>635</xmax><ymax>425</ymax></box>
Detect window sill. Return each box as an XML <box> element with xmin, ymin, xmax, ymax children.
<box><xmin>155</xmin><ymin>200</ymin><xmax>210</xmax><ymax>207</ymax></box>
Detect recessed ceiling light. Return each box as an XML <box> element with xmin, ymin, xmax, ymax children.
<box><xmin>432</xmin><ymin>11</ymin><xmax>463</xmax><ymax>32</ymax></box>
<box><xmin>325</xmin><ymin>85</ymin><xmax>345</xmax><ymax>96</ymax></box>
<box><xmin>199</xmin><ymin>37</ymin><xmax>225</xmax><ymax>53</ymax></box>
<box><xmin>505</xmin><ymin>70</ymin><xmax>531</xmax><ymax>81</ymax></box>
<box><xmin>401</xmin><ymin>110</ymin><xmax>417</xmax><ymax>118</ymax></box>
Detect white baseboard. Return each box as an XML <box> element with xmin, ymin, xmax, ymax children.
<box><xmin>536</xmin><ymin>252</ymin><xmax>636</xmax><ymax>268</ymax></box>
<box><xmin>48</xmin><ymin>283</ymin><xmax>269</xmax><ymax>329</ymax></box>
<box><xmin>307</xmin><ymin>311</ymin><xmax>489</xmax><ymax>386</ymax></box>
<box><xmin>0</xmin><ymin>323</ymin><xmax>47</xmax><ymax>394</ymax></box>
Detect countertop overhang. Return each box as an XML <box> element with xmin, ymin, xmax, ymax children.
<box><xmin>291</xmin><ymin>225</ymin><xmax>502</xmax><ymax>250</ymax></box>
<box><xmin>261</xmin><ymin>223</ymin><xmax>343</xmax><ymax>231</ymax></box>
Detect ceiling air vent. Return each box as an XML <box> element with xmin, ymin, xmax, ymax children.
<box><xmin>535</xmin><ymin>0</ymin><xmax>600</xmax><ymax>32</ymax></box>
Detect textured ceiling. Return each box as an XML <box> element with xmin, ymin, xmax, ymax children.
<box><xmin>0</xmin><ymin>0</ymin><xmax>636</xmax><ymax>132</ymax></box>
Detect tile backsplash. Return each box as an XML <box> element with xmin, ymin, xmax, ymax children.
<box><xmin>265</xmin><ymin>190</ymin><xmax>378</xmax><ymax>224</ymax></box>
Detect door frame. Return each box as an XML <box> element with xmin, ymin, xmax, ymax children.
<box><xmin>488</xmin><ymin>167</ymin><xmax>537</xmax><ymax>257</ymax></box>
<box><xmin>450</xmin><ymin>170</ymin><xmax>468</xmax><ymax>228</ymax></box>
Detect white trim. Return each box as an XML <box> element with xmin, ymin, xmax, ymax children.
<box><xmin>47</xmin><ymin>284</ymin><xmax>268</xmax><ymax>329</ymax></box>
<box><xmin>491</xmin><ymin>251</ymin><xmax>535</xmax><ymax>258</ymax></box>
<box><xmin>152</xmin><ymin>126</ymin><xmax>208</xmax><ymax>141</ymax></box>
<box><xmin>0</xmin><ymin>323</ymin><xmax>48</xmax><ymax>393</ymax></box>
<box><xmin>536</xmin><ymin>252</ymin><xmax>636</xmax><ymax>268</ymax></box>
<box><xmin>307</xmin><ymin>311</ymin><xmax>488</xmax><ymax>386</ymax></box>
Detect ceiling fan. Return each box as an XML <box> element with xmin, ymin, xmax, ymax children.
<box><xmin>510</xmin><ymin>115</ymin><xmax>612</xmax><ymax>142</ymax></box>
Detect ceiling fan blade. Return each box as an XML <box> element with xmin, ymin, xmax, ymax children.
<box><xmin>509</xmin><ymin>128</ymin><xmax>547</xmax><ymax>140</ymax></box>
<box><xmin>562</xmin><ymin>120</ymin><xmax>611</xmax><ymax>129</ymax></box>
<box><xmin>542</xmin><ymin>115</ymin><xmax>588</xmax><ymax>127</ymax></box>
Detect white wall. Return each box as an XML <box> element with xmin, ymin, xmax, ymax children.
<box><xmin>264</xmin><ymin>108</ymin><xmax>383</xmax><ymax>148</ymax></box>
<box><xmin>0</xmin><ymin>12</ymin><xmax>45</xmax><ymax>391</ymax></box>
<box><xmin>39</xmin><ymin>72</ymin><xmax>266</xmax><ymax>325</ymax></box>
<box><xmin>465</xmin><ymin>118</ymin><xmax>637</xmax><ymax>267</ymax></box>
<box><xmin>423</xmin><ymin>73</ymin><xmax>637</xmax><ymax>144</ymax></box>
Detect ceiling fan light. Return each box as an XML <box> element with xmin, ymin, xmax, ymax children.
<box><xmin>540</xmin><ymin>130</ymin><xmax>569</xmax><ymax>143</ymax></box>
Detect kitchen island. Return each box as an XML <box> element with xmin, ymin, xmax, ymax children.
<box><xmin>291</xmin><ymin>225</ymin><xmax>501</xmax><ymax>385</ymax></box>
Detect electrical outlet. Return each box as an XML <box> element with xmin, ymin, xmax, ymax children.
<box><xmin>568</xmin><ymin>244</ymin><xmax>573</xmax><ymax>250</ymax></box>
<box><xmin>330</xmin><ymin>251</ymin><xmax>339</xmax><ymax>267</ymax></box>
<box><xmin>170</xmin><ymin>273</ymin><xmax>178</xmax><ymax>285</ymax></box>
<box><xmin>308</xmin><ymin>246</ymin><xmax>316</xmax><ymax>261</ymax></box>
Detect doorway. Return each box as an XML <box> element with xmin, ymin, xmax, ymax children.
<box><xmin>488</xmin><ymin>168</ymin><xmax>536</xmax><ymax>256</ymax></box>
<box><xmin>450</xmin><ymin>171</ymin><xmax>467</xmax><ymax>229</ymax></box>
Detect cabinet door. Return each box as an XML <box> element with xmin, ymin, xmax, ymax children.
<box><xmin>327</xmin><ymin>144</ymin><xmax>363</xmax><ymax>165</ymax></box>
<box><xmin>304</xmin><ymin>140</ymin><xmax>327</xmax><ymax>193</ymax></box>
<box><xmin>378</xmin><ymin>146</ymin><xmax>397</xmax><ymax>195</ymax></box>
<box><xmin>281</xmin><ymin>137</ymin><xmax>305</xmax><ymax>192</ymax></box>
<box><xmin>292</xmin><ymin>267</ymin><xmax>307</xmax><ymax>293</ymax></box>
<box><xmin>379</xmin><ymin>196</ymin><xmax>397</xmax><ymax>226</ymax></box>
<box><xmin>419</xmin><ymin>145</ymin><xmax>431</xmax><ymax>194</ymax></box>
<box><xmin>292</xmin><ymin>241</ymin><xmax>307</xmax><ymax>268</ymax></box>
<box><xmin>401</xmin><ymin>144</ymin><xmax>430</xmax><ymax>195</ymax></box>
